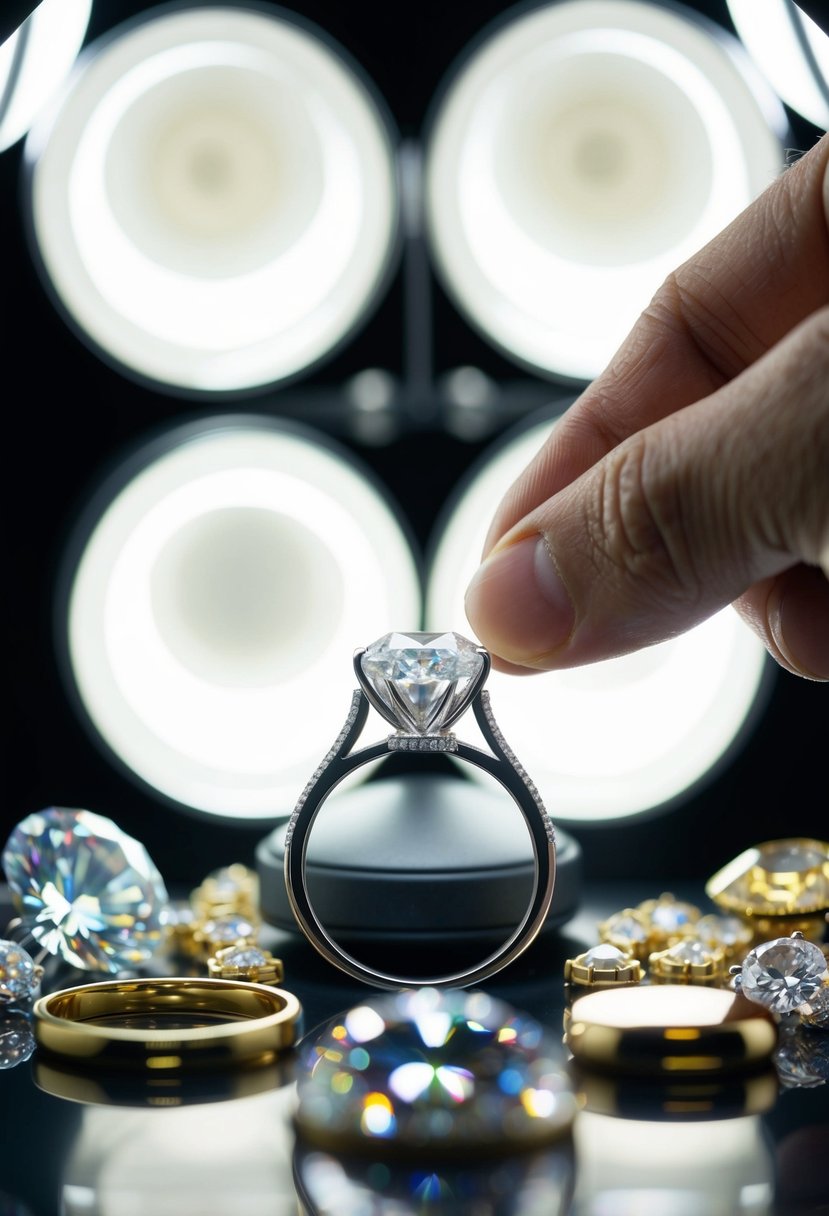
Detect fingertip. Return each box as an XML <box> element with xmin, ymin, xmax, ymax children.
<box><xmin>464</xmin><ymin>534</ymin><xmax>575</xmax><ymax>669</ymax></box>
<box><xmin>768</xmin><ymin>566</ymin><xmax>829</xmax><ymax>681</ymax></box>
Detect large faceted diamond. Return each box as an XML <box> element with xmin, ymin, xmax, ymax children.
<box><xmin>1</xmin><ymin>808</ymin><xmax>168</xmax><ymax>973</ymax></box>
<box><xmin>296</xmin><ymin>988</ymin><xmax>577</xmax><ymax>1151</ymax></box>
<box><xmin>361</xmin><ymin>631</ymin><xmax>484</xmax><ymax>732</ymax></box>
<box><xmin>741</xmin><ymin>936</ymin><xmax>828</xmax><ymax>1014</ymax></box>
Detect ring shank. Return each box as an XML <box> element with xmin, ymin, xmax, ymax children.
<box><xmin>284</xmin><ymin>699</ymin><xmax>556</xmax><ymax>989</ymax></box>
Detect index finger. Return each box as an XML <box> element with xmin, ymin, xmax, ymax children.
<box><xmin>483</xmin><ymin>132</ymin><xmax>829</xmax><ymax>555</ymax></box>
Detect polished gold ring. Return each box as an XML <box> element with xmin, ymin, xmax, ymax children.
<box><xmin>33</xmin><ymin>977</ymin><xmax>301</xmax><ymax>1072</ymax></box>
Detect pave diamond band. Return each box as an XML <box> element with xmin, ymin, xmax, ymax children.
<box><xmin>283</xmin><ymin>633</ymin><xmax>556</xmax><ymax>990</ymax></box>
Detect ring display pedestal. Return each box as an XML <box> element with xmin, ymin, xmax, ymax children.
<box><xmin>257</xmin><ymin>773</ymin><xmax>581</xmax><ymax>944</ymax></box>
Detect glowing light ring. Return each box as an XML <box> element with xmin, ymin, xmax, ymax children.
<box><xmin>26</xmin><ymin>6</ymin><xmax>398</xmax><ymax>393</ymax></box>
<box><xmin>62</xmin><ymin>418</ymin><xmax>421</xmax><ymax>819</ymax></box>
<box><xmin>425</xmin><ymin>0</ymin><xmax>786</xmax><ymax>382</ymax></box>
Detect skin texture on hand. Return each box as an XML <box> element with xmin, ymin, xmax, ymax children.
<box><xmin>465</xmin><ymin>133</ymin><xmax>829</xmax><ymax>681</ymax></box>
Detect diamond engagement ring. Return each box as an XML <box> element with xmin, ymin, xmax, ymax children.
<box><xmin>283</xmin><ymin>631</ymin><xmax>556</xmax><ymax>990</ymax></box>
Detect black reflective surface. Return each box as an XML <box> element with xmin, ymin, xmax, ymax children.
<box><xmin>2</xmin><ymin>882</ymin><xmax>827</xmax><ymax>1215</ymax></box>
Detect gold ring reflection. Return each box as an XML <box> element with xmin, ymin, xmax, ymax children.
<box><xmin>33</xmin><ymin>977</ymin><xmax>301</xmax><ymax>1071</ymax></box>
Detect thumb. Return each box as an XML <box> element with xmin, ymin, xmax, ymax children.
<box><xmin>465</xmin><ymin>307</ymin><xmax>829</xmax><ymax>679</ymax></box>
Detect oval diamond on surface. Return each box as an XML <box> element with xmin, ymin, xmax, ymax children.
<box><xmin>741</xmin><ymin>936</ymin><xmax>828</xmax><ymax>1014</ymax></box>
<box><xmin>1</xmin><ymin>808</ymin><xmax>168</xmax><ymax>974</ymax></box>
<box><xmin>296</xmin><ymin>987</ymin><xmax>576</xmax><ymax>1152</ymax></box>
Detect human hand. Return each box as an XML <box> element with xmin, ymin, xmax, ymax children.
<box><xmin>465</xmin><ymin>134</ymin><xmax>829</xmax><ymax>681</ymax></box>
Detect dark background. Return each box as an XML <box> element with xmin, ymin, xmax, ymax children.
<box><xmin>2</xmin><ymin>0</ymin><xmax>827</xmax><ymax>897</ymax></box>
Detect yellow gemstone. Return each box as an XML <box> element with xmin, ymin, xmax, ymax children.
<box><xmin>705</xmin><ymin>838</ymin><xmax>829</xmax><ymax>918</ymax></box>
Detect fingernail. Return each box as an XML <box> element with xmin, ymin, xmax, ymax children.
<box><xmin>769</xmin><ymin>572</ymin><xmax>829</xmax><ymax>680</ymax></box>
<box><xmin>465</xmin><ymin>534</ymin><xmax>574</xmax><ymax>664</ymax></box>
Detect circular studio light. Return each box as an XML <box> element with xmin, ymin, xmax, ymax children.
<box><xmin>425</xmin><ymin>411</ymin><xmax>772</xmax><ymax>823</ymax></box>
<box><xmin>24</xmin><ymin>5</ymin><xmax>398</xmax><ymax>394</ymax></box>
<box><xmin>0</xmin><ymin>0</ymin><xmax>92</xmax><ymax>153</ymax></box>
<box><xmin>59</xmin><ymin>417</ymin><xmax>421</xmax><ymax>820</ymax></box>
<box><xmin>425</xmin><ymin>0</ymin><xmax>787</xmax><ymax>383</ymax></box>
<box><xmin>727</xmin><ymin>0</ymin><xmax>829</xmax><ymax>132</ymax></box>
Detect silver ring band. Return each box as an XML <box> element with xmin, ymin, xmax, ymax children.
<box><xmin>284</xmin><ymin>641</ymin><xmax>556</xmax><ymax>989</ymax></box>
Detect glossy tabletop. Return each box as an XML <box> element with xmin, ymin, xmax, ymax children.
<box><xmin>1</xmin><ymin>882</ymin><xmax>827</xmax><ymax>1216</ymax></box>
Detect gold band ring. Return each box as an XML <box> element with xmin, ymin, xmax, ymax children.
<box><xmin>33</xmin><ymin>977</ymin><xmax>302</xmax><ymax>1072</ymax></box>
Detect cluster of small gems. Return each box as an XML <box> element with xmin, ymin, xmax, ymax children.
<box><xmin>285</xmin><ymin>690</ymin><xmax>363</xmax><ymax>847</ymax></box>
<box><xmin>388</xmin><ymin>735</ymin><xmax>458</xmax><ymax>752</ymax></box>
<box><xmin>479</xmin><ymin>691</ymin><xmax>555</xmax><ymax>846</ymax></box>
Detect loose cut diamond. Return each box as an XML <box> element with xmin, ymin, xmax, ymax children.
<box><xmin>360</xmin><ymin>631</ymin><xmax>484</xmax><ymax>734</ymax></box>
<box><xmin>2</xmin><ymin>808</ymin><xmax>168</xmax><ymax>973</ymax></box>
<box><xmin>296</xmin><ymin>988</ymin><xmax>577</xmax><ymax>1151</ymax></box>
<box><xmin>0</xmin><ymin>940</ymin><xmax>40</xmax><ymax>1005</ymax></box>
<box><xmin>741</xmin><ymin>935</ymin><xmax>828</xmax><ymax>1014</ymax></box>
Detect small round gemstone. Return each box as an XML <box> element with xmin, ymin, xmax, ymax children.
<box><xmin>581</xmin><ymin>944</ymin><xmax>630</xmax><ymax>970</ymax></box>
<box><xmin>193</xmin><ymin>863</ymin><xmax>260</xmax><ymax>918</ymax></box>
<box><xmin>296</xmin><ymin>988</ymin><xmax>576</xmax><ymax>1152</ymax></box>
<box><xmin>694</xmin><ymin>914</ymin><xmax>754</xmax><ymax>952</ymax></box>
<box><xmin>219</xmin><ymin>946</ymin><xmax>269</xmax><ymax>969</ymax></box>
<box><xmin>642</xmin><ymin>895</ymin><xmax>701</xmax><ymax>935</ymax></box>
<box><xmin>599</xmin><ymin>910</ymin><xmax>649</xmax><ymax>949</ymax></box>
<box><xmin>0</xmin><ymin>1014</ymin><xmax>36</xmax><ymax>1070</ymax></box>
<box><xmin>0</xmin><ymin>940</ymin><xmax>40</xmax><ymax>1005</ymax></box>
<box><xmin>199</xmin><ymin>914</ymin><xmax>257</xmax><ymax>945</ymax></box>
<box><xmin>2</xmin><ymin>808</ymin><xmax>168</xmax><ymax>973</ymax></box>
<box><xmin>662</xmin><ymin>938</ymin><xmax>715</xmax><ymax>966</ymax></box>
<box><xmin>741</xmin><ymin>936</ymin><xmax>828</xmax><ymax>1014</ymax></box>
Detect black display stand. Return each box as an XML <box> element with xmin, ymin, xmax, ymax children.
<box><xmin>257</xmin><ymin>773</ymin><xmax>582</xmax><ymax>943</ymax></box>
